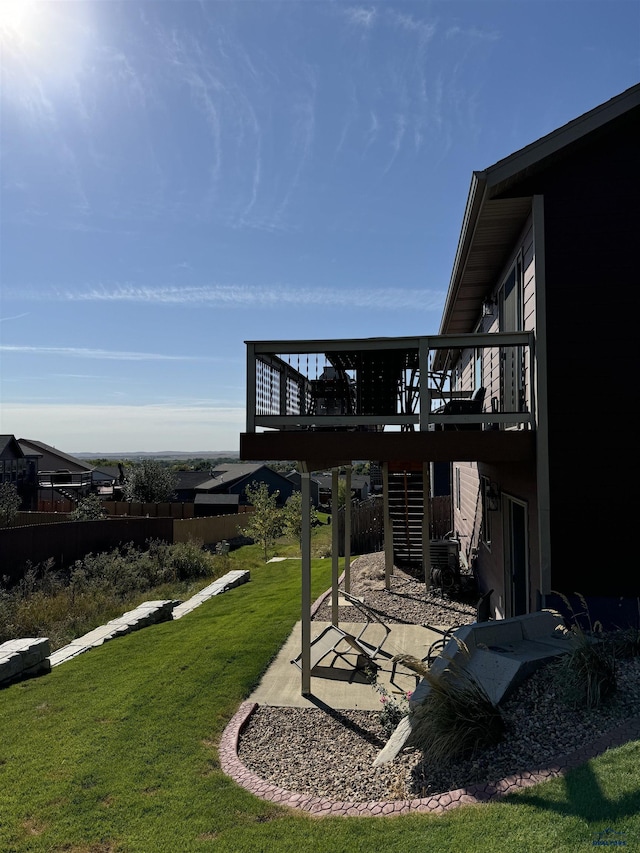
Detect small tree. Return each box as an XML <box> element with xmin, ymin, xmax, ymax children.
<box><xmin>243</xmin><ymin>481</ymin><xmax>282</xmax><ymax>562</ymax></box>
<box><xmin>122</xmin><ymin>460</ymin><xmax>177</xmax><ymax>503</ymax></box>
<box><xmin>0</xmin><ymin>482</ymin><xmax>21</xmax><ymax>527</ymax></box>
<box><xmin>70</xmin><ymin>493</ymin><xmax>107</xmax><ymax>521</ymax></box>
<box><xmin>283</xmin><ymin>490</ymin><xmax>318</xmax><ymax>550</ymax></box>
<box><xmin>337</xmin><ymin>478</ymin><xmax>351</xmax><ymax>509</ymax></box>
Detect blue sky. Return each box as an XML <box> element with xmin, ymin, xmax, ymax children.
<box><xmin>1</xmin><ymin>0</ymin><xmax>638</xmax><ymax>453</ymax></box>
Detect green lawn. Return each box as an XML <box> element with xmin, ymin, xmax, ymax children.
<box><xmin>1</xmin><ymin>549</ymin><xmax>639</xmax><ymax>852</ymax></box>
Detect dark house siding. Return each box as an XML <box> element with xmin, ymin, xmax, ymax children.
<box><xmin>501</xmin><ymin>107</ymin><xmax>640</xmax><ymax>600</ymax></box>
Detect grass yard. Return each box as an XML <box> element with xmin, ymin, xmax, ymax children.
<box><xmin>1</xmin><ymin>547</ymin><xmax>639</xmax><ymax>852</ymax></box>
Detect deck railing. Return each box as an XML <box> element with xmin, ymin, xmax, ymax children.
<box><xmin>37</xmin><ymin>470</ymin><xmax>93</xmax><ymax>489</ymax></box>
<box><xmin>246</xmin><ymin>332</ymin><xmax>536</xmax><ymax>433</ymax></box>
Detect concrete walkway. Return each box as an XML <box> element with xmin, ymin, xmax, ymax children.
<box><xmin>248</xmin><ymin>619</ymin><xmax>443</xmax><ymax>710</ymax></box>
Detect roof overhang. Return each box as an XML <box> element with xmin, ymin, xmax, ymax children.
<box><xmin>439</xmin><ymin>179</ymin><xmax>532</xmax><ymax>337</ymax></box>
<box><xmin>439</xmin><ymin>83</ymin><xmax>640</xmax><ymax>340</ymax></box>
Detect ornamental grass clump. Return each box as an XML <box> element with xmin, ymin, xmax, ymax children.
<box><xmin>551</xmin><ymin>591</ymin><xmax>617</xmax><ymax>709</ymax></box>
<box><xmin>608</xmin><ymin>599</ymin><xmax>640</xmax><ymax>660</ymax></box>
<box><xmin>408</xmin><ymin>643</ymin><xmax>505</xmax><ymax>765</ymax></box>
<box><xmin>609</xmin><ymin>625</ymin><xmax>640</xmax><ymax>660</ymax></box>
<box><xmin>553</xmin><ymin>635</ymin><xmax>617</xmax><ymax>709</ymax></box>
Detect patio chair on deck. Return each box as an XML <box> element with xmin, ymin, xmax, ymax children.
<box><xmin>434</xmin><ymin>386</ymin><xmax>486</xmax><ymax>430</ymax></box>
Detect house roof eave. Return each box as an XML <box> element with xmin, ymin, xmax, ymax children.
<box><xmin>437</xmin><ymin>84</ymin><xmax>640</xmax><ymax>344</ymax></box>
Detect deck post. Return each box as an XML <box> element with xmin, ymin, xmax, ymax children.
<box><xmin>344</xmin><ymin>466</ymin><xmax>351</xmax><ymax>594</ymax></box>
<box><xmin>301</xmin><ymin>470</ymin><xmax>311</xmax><ymax>696</ymax></box>
<box><xmin>383</xmin><ymin>461</ymin><xmax>393</xmax><ymax>590</ymax></box>
<box><xmin>331</xmin><ymin>467</ymin><xmax>340</xmax><ymax>625</ymax></box>
<box><xmin>246</xmin><ymin>343</ymin><xmax>256</xmax><ymax>433</ymax></box>
<box><xmin>419</xmin><ymin>337</ymin><xmax>431</xmax><ymax>431</ymax></box>
<box><xmin>422</xmin><ymin>462</ymin><xmax>431</xmax><ymax>591</ymax></box>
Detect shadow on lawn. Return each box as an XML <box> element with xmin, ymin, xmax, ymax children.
<box><xmin>512</xmin><ymin>758</ymin><xmax>640</xmax><ymax>827</ymax></box>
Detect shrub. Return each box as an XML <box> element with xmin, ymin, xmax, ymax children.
<box><xmin>609</xmin><ymin>625</ymin><xmax>640</xmax><ymax>659</ymax></box>
<box><xmin>408</xmin><ymin>645</ymin><xmax>505</xmax><ymax>764</ymax></box>
<box><xmin>551</xmin><ymin>591</ymin><xmax>617</xmax><ymax>709</ymax></box>
<box><xmin>282</xmin><ymin>491</ymin><xmax>318</xmax><ymax>549</ymax></box>
<box><xmin>552</xmin><ymin>633</ymin><xmax>617</xmax><ymax>708</ymax></box>
<box><xmin>243</xmin><ymin>481</ymin><xmax>283</xmax><ymax>562</ymax></box>
<box><xmin>122</xmin><ymin>460</ymin><xmax>177</xmax><ymax>503</ymax></box>
<box><xmin>0</xmin><ymin>482</ymin><xmax>21</xmax><ymax>527</ymax></box>
<box><xmin>70</xmin><ymin>494</ymin><xmax>107</xmax><ymax>520</ymax></box>
<box><xmin>370</xmin><ymin>674</ymin><xmax>412</xmax><ymax>737</ymax></box>
<box><xmin>0</xmin><ymin>540</ymin><xmax>222</xmax><ymax>649</ymax></box>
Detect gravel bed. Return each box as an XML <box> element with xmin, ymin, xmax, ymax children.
<box><xmin>238</xmin><ymin>553</ymin><xmax>640</xmax><ymax>803</ymax></box>
<box><xmin>312</xmin><ymin>551</ymin><xmax>479</xmax><ymax>627</ymax></box>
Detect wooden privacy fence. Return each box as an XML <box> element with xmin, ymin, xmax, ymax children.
<box><xmin>430</xmin><ymin>495</ymin><xmax>453</xmax><ymax>539</ymax></box>
<box><xmin>336</xmin><ymin>495</ymin><xmax>452</xmax><ymax>558</ymax></box>
<box><xmin>337</xmin><ymin>499</ymin><xmax>384</xmax><ymax>557</ymax></box>
<box><xmin>0</xmin><ymin>511</ymin><xmax>254</xmax><ymax>587</ymax></box>
<box><xmin>172</xmin><ymin>512</ymin><xmax>253</xmax><ymax>545</ymax></box>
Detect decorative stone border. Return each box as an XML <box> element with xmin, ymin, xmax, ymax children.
<box><xmin>219</xmin><ymin>702</ymin><xmax>640</xmax><ymax>817</ymax></box>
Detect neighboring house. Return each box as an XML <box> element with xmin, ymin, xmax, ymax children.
<box><xmin>240</xmin><ymin>83</ymin><xmax>640</xmax><ymax>629</ymax></box>
<box><xmin>18</xmin><ymin>438</ymin><xmax>94</xmax><ymax>506</ymax></box>
<box><xmin>0</xmin><ymin>435</ymin><xmax>28</xmax><ymax>486</ymax></box>
<box><xmin>193</xmin><ymin>493</ymin><xmax>240</xmax><ymax>517</ymax></box>
<box><xmin>313</xmin><ymin>473</ymin><xmax>370</xmax><ymax>508</ymax></box>
<box><xmin>173</xmin><ymin>471</ymin><xmax>218</xmax><ymax>503</ymax></box>
<box><xmin>92</xmin><ymin>466</ymin><xmax>122</xmax><ymax>497</ymax></box>
<box><xmin>195</xmin><ymin>463</ymin><xmax>297</xmax><ymax>507</ymax></box>
<box><xmin>285</xmin><ymin>470</ymin><xmax>321</xmax><ymax>507</ymax></box>
<box><xmin>0</xmin><ymin>435</ymin><xmax>38</xmax><ymax>510</ymax></box>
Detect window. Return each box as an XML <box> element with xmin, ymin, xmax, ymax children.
<box><xmin>474</xmin><ymin>348</ymin><xmax>482</xmax><ymax>391</ymax></box>
<box><xmin>455</xmin><ymin>467</ymin><xmax>461</xmax><ymax>511</ymax></box>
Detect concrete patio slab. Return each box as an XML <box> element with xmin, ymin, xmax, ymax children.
<box><xmin>247</xmin><ymin>621</ymin><xmax>448</xmax><ymax>710</ymax></box>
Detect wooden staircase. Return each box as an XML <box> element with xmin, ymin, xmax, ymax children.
<box><xmin>388</xmin><ymin>471</ymin><xmax>424</xmax><ymax>571</ymax></box>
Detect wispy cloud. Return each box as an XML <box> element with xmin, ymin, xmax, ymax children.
<box><xmin>446</xmin><ymin>25</ymin><xmax>500</xmax><ymax>42</ymax></box>
<box><xmin>364</xmin><ymin>111</ymin><xmax>380</xmax><ymax>153</ymax></box>
<box><xmin>390</xmin><ymin>11</ymin><xmax>436</xmax><ymax>44</ymax></box>
<box><xmin>343</xmin><ymin>7</ymin><xmax>377</xmax><ymax>29</ymax></box>
<box><xmin>271</xmin><ymin>67</ymin><xmax>317</xmax><ymax>227</ymax></box>
<box><xmin>0</xmin><ymin>313</ymin><xmax>29</xmax><ymax>322</ymax></box>
<box><xmin>0</xmin><ymin>345</ymin><xmax>217</xmax><ymax>361</ymax></box>
<box><xmin>383</xmin><ymin>112</ymin><xmax>407</xmax><ymax>174</ymax></box>
<box><xmin>15</xmin><ymin>284</ymin><xmax>444</xmax><ymax>312</ymax></box>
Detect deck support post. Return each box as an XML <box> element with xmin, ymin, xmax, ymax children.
<box><xmin>301</xmin><ymin>470</ymin><xmax>311</xmax><ymax>696</ymax></box>
<box><xmin>344</xmin><ymin>466</ymin><xmax>352</xmax><ymax>594</ymax></box>
<box><xmin>383</xmin><ymin>462</ymin><xmax>393</xmax><ymax>590</ymax></box>
<box><xmin>422</xmin><ymin>462</ymin><xmax>431</xmax><ymax>591</ymax></box>
<box><xmin>331</xmin><ymin>467</ymin><xmax>340</xmax><ymax>625</ymax></box>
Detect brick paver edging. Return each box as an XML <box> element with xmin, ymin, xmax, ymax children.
<box><xmin>219</xmin><ymin>702</ymin><xmax>640</xmax><ymax>818</ymax></box>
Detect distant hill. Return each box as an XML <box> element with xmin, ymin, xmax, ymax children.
<box><xmin>74</xmin><ymin>451</ymin><xmax>240</xmax><ymax>460</ymax></box>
